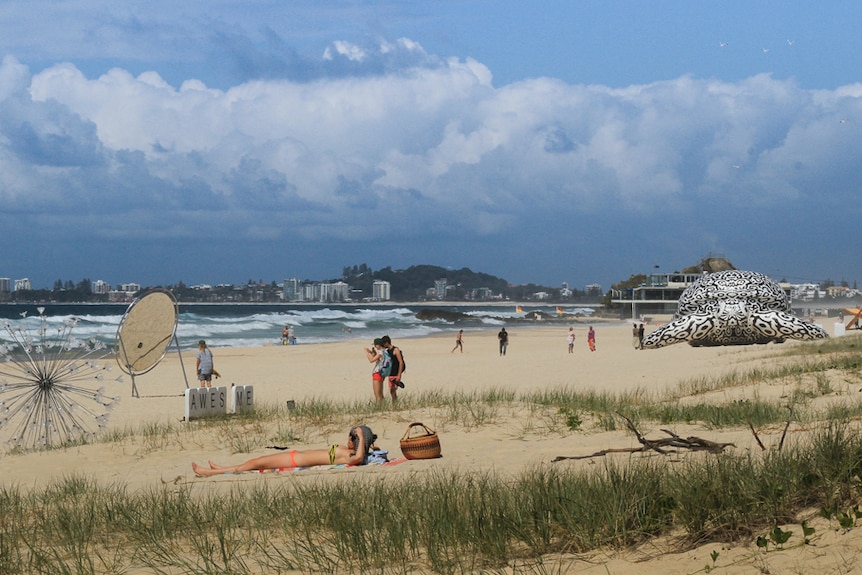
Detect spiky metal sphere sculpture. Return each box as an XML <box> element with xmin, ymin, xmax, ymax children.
<box><xmin>0</xmin><ymin>308</ymin><xmax>121</xmax><ymax>451</ymax></box>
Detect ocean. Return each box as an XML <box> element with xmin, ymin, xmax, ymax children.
<box><xmin>0</xmin><ymin>302</ymin><xmax>598</xmax><ymax>350</ymax></box>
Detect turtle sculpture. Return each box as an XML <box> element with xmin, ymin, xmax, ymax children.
<box><xmin>642</xmin><ymin>270</ymin><xmax>829</xmax><ymax>349</ymax></box>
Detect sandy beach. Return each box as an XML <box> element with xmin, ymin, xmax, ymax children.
<box><xmin>2</xmin><ymin>317</ymin><xmax>859</xmax><ymax>574</ymax></box>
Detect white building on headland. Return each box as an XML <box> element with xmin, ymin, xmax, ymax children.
<box><xmin>372</xmin><ymin>280</ymin><xmax>391</xmax><ymax>301</ymax></box>
<box><xmin>14</xmin><ymin>278</ymin><xmax>31</xmax><ymax>291</ymax></box>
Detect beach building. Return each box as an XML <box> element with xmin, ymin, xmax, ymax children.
<box><xmin>0</xmin><ymin>278</ymin><xmax>9</xmax><ymax>294</ymax></box>
<box><xmin>14</xmin><ymin>278</ymin><xmax>31</xmax><ymax>291</ymax></box>
<box><xmin>611</xmin><ymin>273</ymin><xmax>706</xmax><ymax>319</ymax></box>
<box><xmin>611</xmin><ymin>272</ymin><xmax>797</xmax><ymax>320</ymax></box>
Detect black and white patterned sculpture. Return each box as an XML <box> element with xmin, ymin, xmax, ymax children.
<box><xmin>642</xmin><ymin>270</ymin><xmax>829</xmax><ymax>349</ymax></box>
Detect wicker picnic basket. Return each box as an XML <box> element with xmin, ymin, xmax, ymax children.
<box><xmin>399</xmin><ymin>422</ymin><xmax>442</xmax><ymax>460</ymax></box>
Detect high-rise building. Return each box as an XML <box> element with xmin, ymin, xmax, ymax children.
<box><xmin>372</xmin><ymin>280</ymin><xmax>391</xmax><ymax>301</ymax></box>
<box><xmin>315</xmin><ymin>281</ymin><xmax>350</xmax><ymax>302</ymax></box>
<box><xmin>0</xmin><ymin>278</ymin><xmax>10</xmax><ymax>294</ymax></box>
<box><xmin>14</xmin><ymin>278</ymin><xmax>31</xmax><ymax>291</ymax></box>
<box><xmin>282</xmin><ymin>278</ymin><xmax>303</xmax><ymax>301</ymax></box>
<box><xmin>434</xmin><ymin>279</ymin><xmax>447</xmax><ymax>300</ymax></box>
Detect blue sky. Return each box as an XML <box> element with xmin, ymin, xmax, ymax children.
<box><xmin>1</xmin><ymin>1</ymin><xmax>860</xmax><ymax>291</ymax></box>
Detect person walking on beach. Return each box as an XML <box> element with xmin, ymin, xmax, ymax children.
<box><xmin>195</xmin><ymin>340</ymin><xmax>218</xmax><ymax>387</ymax></box>
<box><xmin>632</xmin><ymin>323</ymin><xmax>640</xmax><ymax>349</ymax></box>
<box><xmin>498</xmin><ymin>327</ymin><xmax>509</xmax><ymax>356</ymax></box>
<box><xmin>637</xmin><ymin>323</ymin><xmax>645</xmax><ymax>350</ymax></box>
<box><xmin>567</xmin><ymin>327</ymin><xmax>576</xmax><ymax>353</ymax></box>
<box><xmin>381</xmin><ymin>335</ymin><xmax>405</xmax><ymax>401</ymax></box>
<box><xmin>192</xmin><ymin>426</ymin><xmax>378</xmax><ymax>476</ymax></box>
<box><xmin>587</xmin><ymin>326</ymin><xmax>596</xmax><ymax>352</ymax></box>
<box><xmin>365</xmin><ymin>338</ymin><xmax>391</xmax><ymax>402</ymax></box>
<box><xmin>451</xmin><ymin>329</ymin><xmax>464</xmax><ymax>353</ymax></box>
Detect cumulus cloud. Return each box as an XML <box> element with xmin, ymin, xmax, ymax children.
<box><xmin>1</xmin><ymin>43</ymin><xmax>861</xmax><ymax>286</ymax></box>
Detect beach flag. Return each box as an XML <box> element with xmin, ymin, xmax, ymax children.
<box><xmin>556</xmin><ymin>306</ymin><xmax>563</xmax><ymax>315</ymax></box>
<box><xmin>516</xmin><ymin>306</ymin><xmax>524</xmax><ymax>313</ymax></box>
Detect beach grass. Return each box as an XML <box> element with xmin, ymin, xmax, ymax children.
<box><xmin>3</xmin><ymin>420</ymin><xmax>862</xmax><ymax>574</ymax></box>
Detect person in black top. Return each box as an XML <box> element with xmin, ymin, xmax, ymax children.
<box><xmin>498</xmin><ymin>328</ymin><xmax>508</xmax><ymax>356</ymax></box>
<box><xmin>381</xmin><ymin>335</ymin><xmax>405</xmax><ymax>401</ymax></box>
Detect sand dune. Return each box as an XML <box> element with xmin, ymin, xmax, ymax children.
<box><xmin>1</xmin><ymin>318</ymin><xmax>856</xmax><ymax>574</ymax></box>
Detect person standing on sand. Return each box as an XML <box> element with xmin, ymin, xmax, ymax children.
<box><xmin>632</xmin><ymin>323</ymin><xmax>640</xmax><ymax>349</ymax></box>
<box><xmin>587</xmin><ymin>326</ymin><xmax>596</xmax><ymax>352</ymax></box>
<box><xmin>381</xmin><ymin>335</ymin><xmax>405</xmax><ymax>401</ymax></box>
<box><xmin>195</xmin><ymin>340</ymin><xmax>218</xmax><ymax>387</ymax></box>
<box><xmin>567</xmin><ymin>327</ymin><xmax>576</xmax><ymax>353</ymax></box>
<box><xmin>451</xmin><ymin>329</ymin><xmax>464</xmax><ymax>353</ymax></box>
<box><xmin>365</xmin><ymin>338</ymin><xmax>391</xmax><ymax>402</ymax></box>
<box><xmin>638</xmin><ymin>323</ymin><xmax>645</xmax><ymax>350</ymax></box>
<box><xmin>498</xmin><ymin>327</ymin><xmax>508</xmax><ymax>356</ymax></box>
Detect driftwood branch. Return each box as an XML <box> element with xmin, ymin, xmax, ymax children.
<box><xmin>777</xmin><ymin>406</ymin><xmax>794</xmax><ymax>452</ymax></box>
<box><xmin>552</xmin><ymin>413</ymin><xmax>735</xmax><ymax>462</ymax></box>
<box><xmin>748</xmin><ymin>416</ymin><xmax>766</xmax><ymax>451</ymax></box>
<box><xmin>746</xmin><ymin>407</ymin><xmax>794</xmax><ymax>452</ymax></box>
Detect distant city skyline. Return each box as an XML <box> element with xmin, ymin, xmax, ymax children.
<box><xmin>1</xmin><ymin>265</ymin><xmax>857</xmax><ymax>299</ymax></box>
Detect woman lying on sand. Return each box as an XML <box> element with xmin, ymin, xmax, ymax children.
<box><xmin>192</xmin><ymin>425</ymin><xmax>377</xmax><ymax>477</ymax></box>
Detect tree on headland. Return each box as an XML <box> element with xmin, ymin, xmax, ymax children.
<box><xmin>601</xmin><ymin>273</ymin><xmax>648</xmax><ymax>309</ymax></box>
<box><xmin>682</xmin><ymin>256</ymin><xmax>735</xmax><ymax>274</ymax></box>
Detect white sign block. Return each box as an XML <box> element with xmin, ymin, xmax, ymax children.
<box><xmin>835</xmin><ymin>322</ymin><xmax>846</xmax><ymax>337</ymax></box>
<box><xmin>230</xmin><ymin>384</ymin><xmax>255</xmax><ymax>414</ymax></box>
<box><xmin>185</xmin><ymin>386</ymin><xmax>228</xmax><ymax>420</ymax></box>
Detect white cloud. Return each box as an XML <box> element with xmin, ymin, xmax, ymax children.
<box><xmin>323</xmin><ymin>41</ymin><xmax>368</xmax><ymax>62</ymax></box>
<box><xmin>2</xmin><ymin>47</ymin><xmax>862</xmax><ymax>287</ymax></box>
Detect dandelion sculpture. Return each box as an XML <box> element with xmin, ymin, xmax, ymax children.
<box><xmin>0</xmin><ymin>308</ymin><xmax>121</xmax><ymax>451</ymax></box>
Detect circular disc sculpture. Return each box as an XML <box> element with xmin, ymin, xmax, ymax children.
<box><xmin>642</xmin><ymin>270</ymin><xmax>830</xmax><ymax>349</ymax></box>
<box><xmin>115</xmin><ymin>289</ymin><xmax>180</xmax><ymax>396</ymax></box>
<box><xmin>0</xmin><ymin>308</ymin><xmax>121</xmax><ymax>451</ymax></box>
